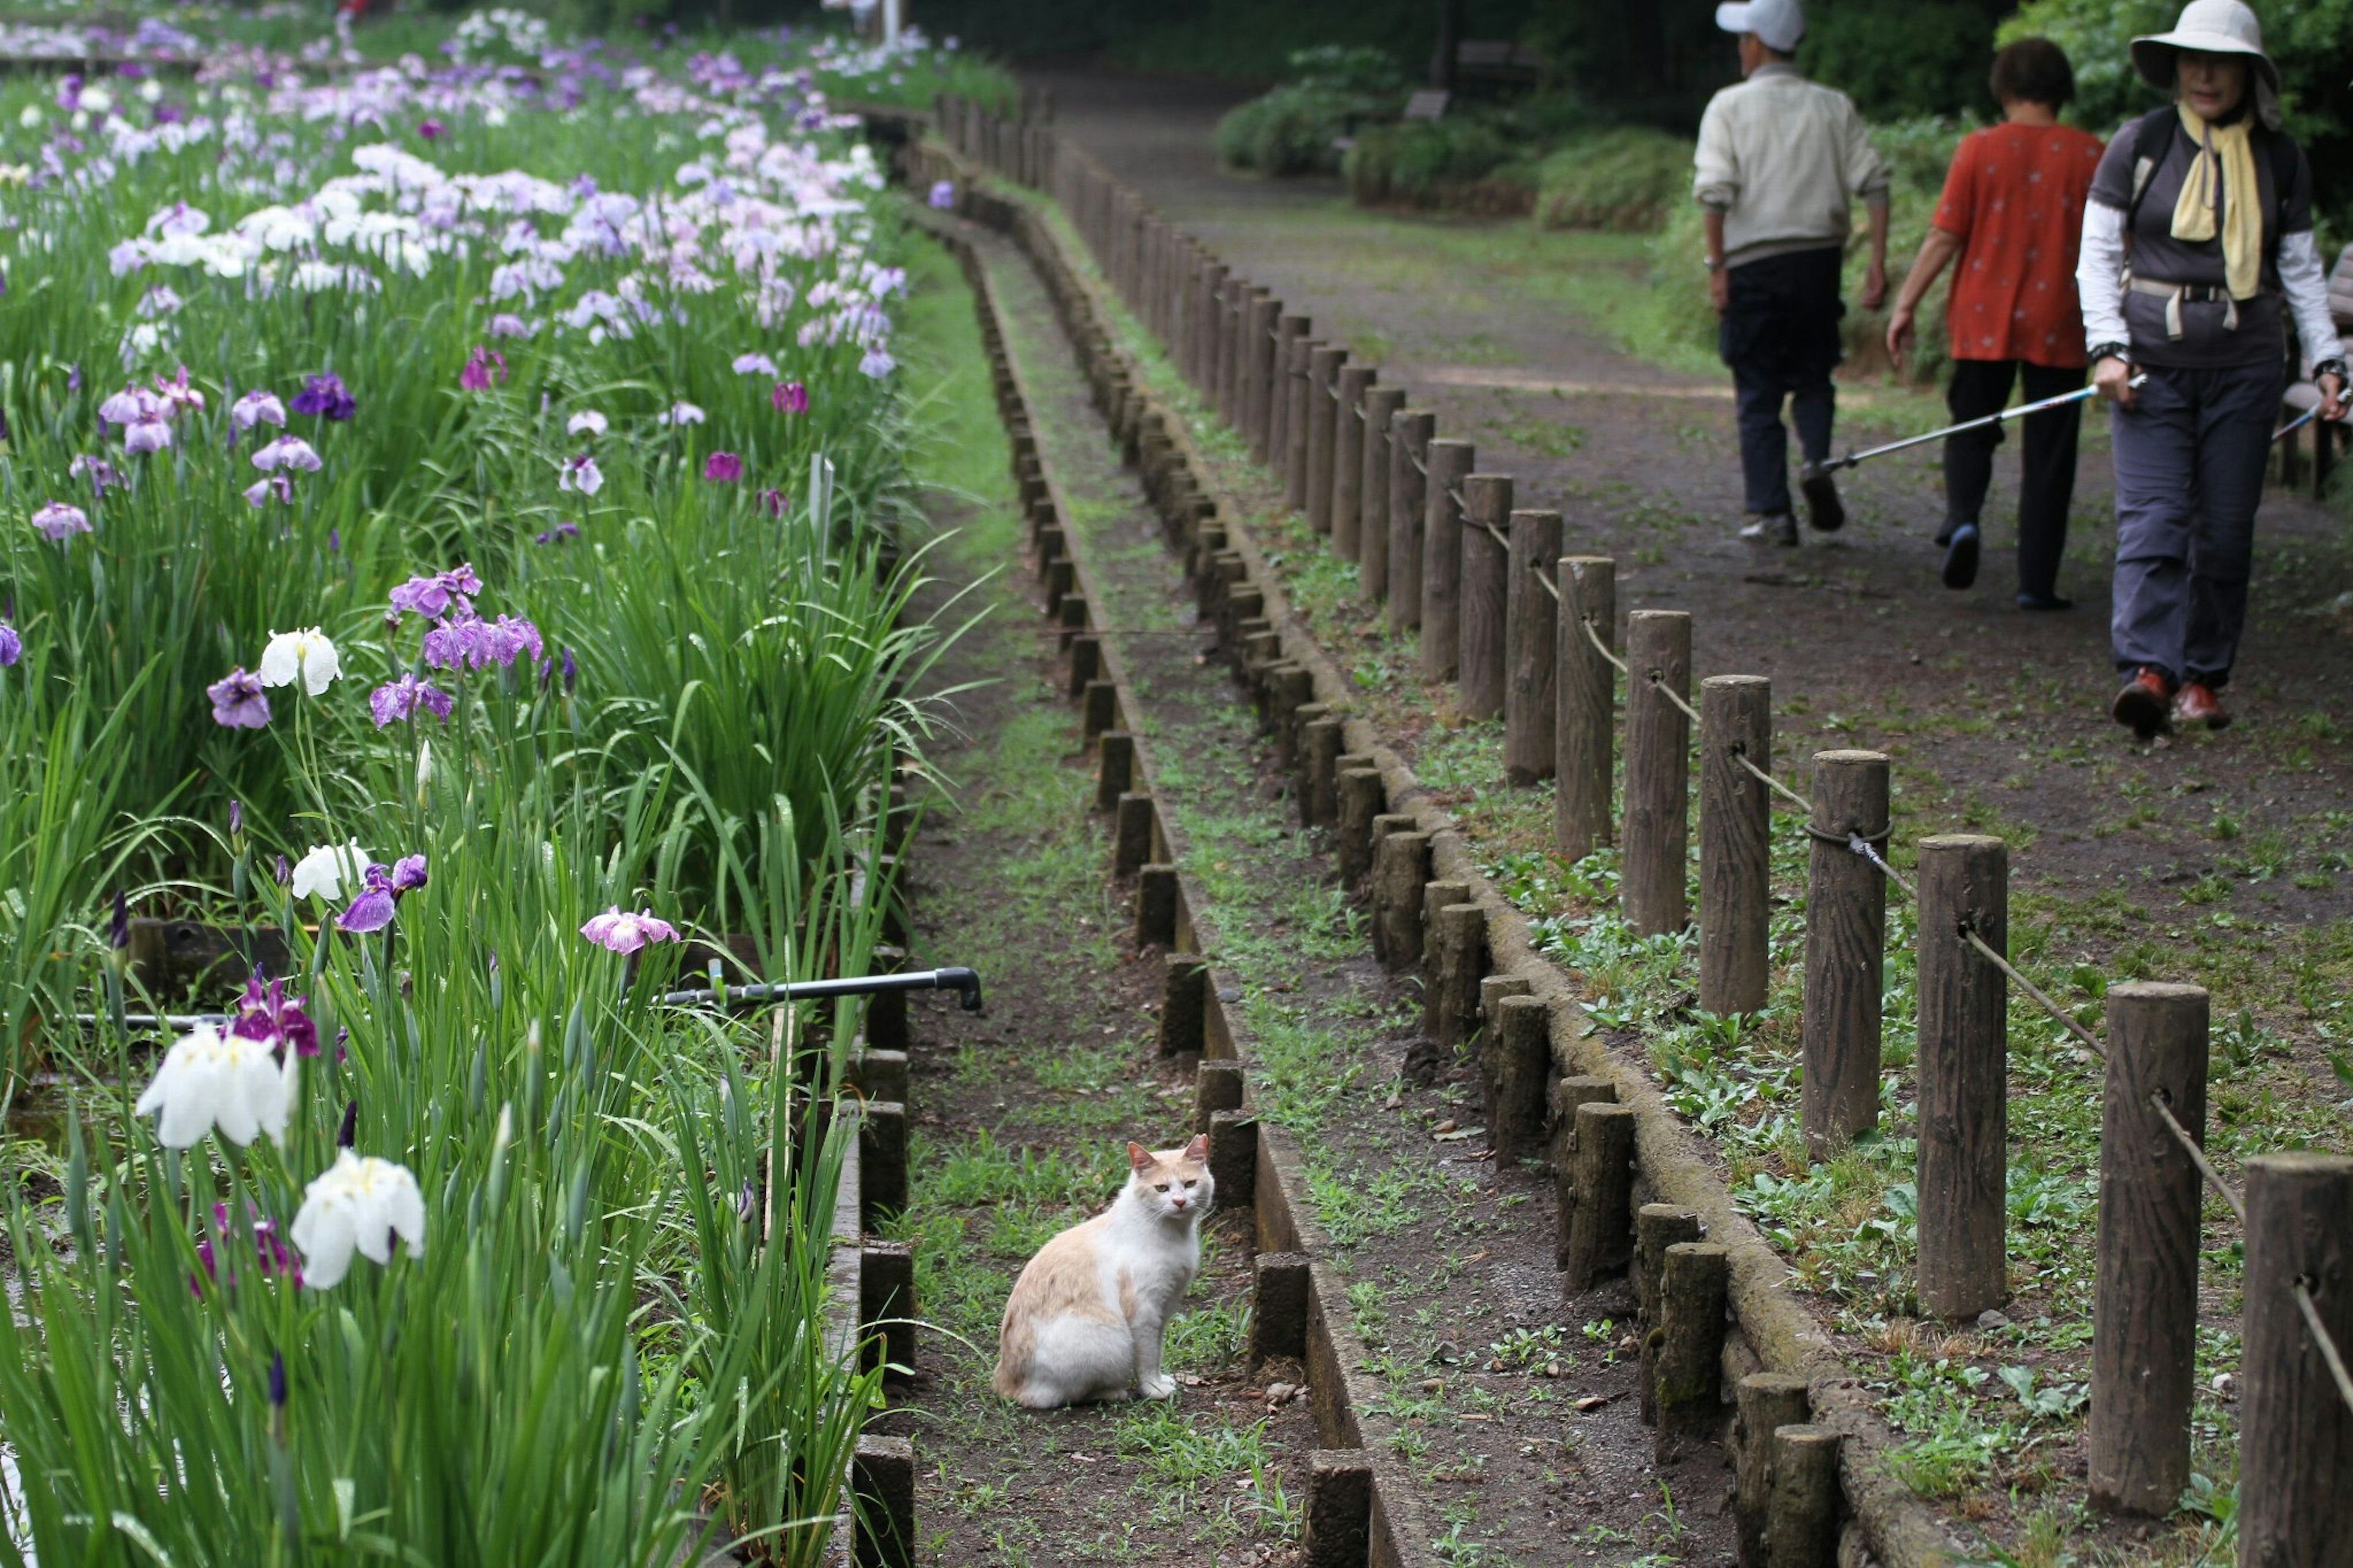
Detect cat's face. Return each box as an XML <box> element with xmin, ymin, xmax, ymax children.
<box><xmin>1124</xmin><ymin>1135</ymin><xmax>1213</xmax><ymax>1222</ymax></box>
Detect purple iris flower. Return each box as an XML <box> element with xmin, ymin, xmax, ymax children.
<box><xmin>206</xmin><ymin>667</ymin><xmax>271</xmax><ymax>729</ymax></box>
<box><xmin>335</xmin><ymin>864</ymin><xmax>398</xmax><ymax>933</ymax></box>
<box><xmin>422</xmin><ymin>612</ymin><xmax>544</xmax><ymax>672</ymax></box>
<box><xmin>772</xmin><ymin>381</ymin><xmax>808</xmax><ymax>415</ymax></box>
<box><xmin>418</xmin><ymin>118</ymin><xmax>447</xmax><ymax>140</ymax></box>
<box><xmin>387</xmin><ymin>564</ymin><xmax>483</xmax><ymax>623</ymax></box>
<box><xmin>290</xmin><ymin>373</ymin><xmax>355</xmax><ymax>421</ymax></box>
<box><xmin>368</xmin><ymin>673</ymin><xmax>455</xmax><ymax>728</ymax></box>
<box><xmin>759</xmin><ymin>487</ymin><xmax>787</xmax><ymax>518</ymax></box>
<box><xmin>244</xmin><ymin>475</ymin><xmax>295</xmax><ymax>508</ymax></box>
<box><xmin>124</xmin><ymin>419</ymin><xmax>172</xmax><ymax>455</ymax></box>
<box><xmin>560</xmin><ymin>646</ymin><xmax>577</xmax><ymax>693</ymax></box>
<box><xmin>580</xmin><ymin>906</ymin><xmax>681</xmax><ymax>955</ymax></box>
<box><xmin>229</xmin><ymin>973</ymin><xmax>319</xmax><ymax>1059</ymax></box>
<box><xmin>928</xmin><ymin>180</ymin><xmax>955</xmax><ymax>210</ymax></box>
<box><xmin>458</xmin><ymin>346</ymin><xmax>506</xmax><ymax>391</ymax></box>
<box><xmin>703</xmin><ymin>451</ymin><xmax>743</xmax><ymax>483</ymax></box>
<box><xmin>391</xmin><ymin>855</ymin><xmax>428</xmax><ymax>894</ymax></box>
<box><xmin>0</xmin><ymin>623</ymin><xmax>17</xmax><ymax>668</ymax></box>
<box><xmin>534</xmin><ymin>521</ymin><xmax>580</xmax><ymax>545</ymax></box>
<box><xmin>488</xmin><ymin>313</ymin><xmax>532</xmax><ymax>338</ymax></box>
<box><xmin>193</xmin><ymin>1202</ymin><xmax>301</xmax><ymax>1293</ymax></box>
<box><xmin>229</xmin><ymin>799</ymin><xmax>243</xmax><ymax>836</ymax></box>
<box><xmin>69</xmin><ymin>455</ymin><xmax>118</xmax><ymax>494</ymax></box>
<box><xmin>31</xmin><ymin>502</ymin><xmax>90</xmax><ymax>540</ymax></box>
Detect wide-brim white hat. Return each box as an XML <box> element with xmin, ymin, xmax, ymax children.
<box><xmin>2131</xmin><ymin>0</ymin><xmax>2280</xmax><ymax>98</ymax></box>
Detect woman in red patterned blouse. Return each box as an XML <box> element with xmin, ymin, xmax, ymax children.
<box><xmin>1886</xmin><ymin>39</ymin><xmax>2106</xmax><ymax>608</ymax></box>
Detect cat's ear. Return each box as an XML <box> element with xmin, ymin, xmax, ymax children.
<box><xmin>1183</xmin><ymin>1134</ymin><xmax>1209</xmax><ymax>1163</ymax></box>
<box><xmin>1126</xmin><ymin>1141</ymin><xmax>1157</xmax><ymax>1172</ymax></box>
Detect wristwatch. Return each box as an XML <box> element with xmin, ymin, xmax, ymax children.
<box><xmin>1703</xmin><ymin>257</ymin><xmax>1725</xmax><ymax>273</ymax></box>
<box><xmin>2314</xmin><ymin>357</ymin><xmax>2348</xmax><ymax>385</ymax></box>
<box><xmin>2088</xmin><ymin>341</ymin><xmax>2132</xmax><ymax>366</ymax></box>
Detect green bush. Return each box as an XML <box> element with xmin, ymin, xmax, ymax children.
<box><xmin>1344</xmin><ymin>119</ymin><xmax>1533</xmax><ymax>208</ymax></box>
<box><xmin>1533</xmin><ymin>126</ymin><xmax>1694</xmax><ymax>232</ymax></box>
<box><xmin>1214</xmin><ymin>47</ymin><xmax>1409</xmax><ymax>176</ymax></box>
<box><xmin>1800</xmin><ymin>0</ymin><xmax>2006</xmax><ymax>121</ymax></box>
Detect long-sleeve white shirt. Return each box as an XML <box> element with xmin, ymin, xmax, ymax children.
<box><xmin>1692</xmin><ymin>64</ymin><xmax>1890</xmax><ymax>269</ymax></box>
<box><xmin>2077</xmin><ymin>200</ymin><xmax>2342</xmax><ymax>371</ymax></box>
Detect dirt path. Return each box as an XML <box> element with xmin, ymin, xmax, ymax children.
<box><xmin>881</xmin><ymin>211</ymin><xmax>1743</xmax><ymax>1567</ymax></box>
<box><xmin>1027</xmin><ymin>69</ymin><xmax>2353</xmax><ymax>939</ymax></box>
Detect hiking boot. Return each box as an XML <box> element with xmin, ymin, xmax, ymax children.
<box><xmin>2015</xmin><ymin>591</ymin><xmax>2074</xmax><ymax>611</ymax></box>
<box><xmin>1740</xmin><ymin>512</ymin><xmax>1798</xmax><ymax>547</ymax></box>
<box><xmin>2173</xmin><ymin>681</ymin><xmax>2232</xmax><ymax>730</ymax></box>
<box><xmin>2110</xmin><ymin>667</ymin><xmax>2176</xmax><ymax>738</ymax></box>
<box><xmin>1798</xmin><ymin>464</ymin><xmax>1846</xmax><ymax>532</ymax></box>
<box><xmin>1941</xmin><ymin>523</ymin><xmax>1980</xmax><ymax>589</ymax></box>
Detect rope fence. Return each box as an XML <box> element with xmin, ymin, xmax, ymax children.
<box><xmin>919</xmin><ymin>94</ymin><xmax>2353</xmax><ymax>1542</ymax></box>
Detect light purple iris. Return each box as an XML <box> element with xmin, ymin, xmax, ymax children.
<box><xmin>458</xmin><ymin>346</ymin><xmax>506</xmax><ymax>391</ymax></box>
<box><xmin>387</xmin><ymin>564</ymin><xmax>483</xmax><ymax>623</ymax></box>
<box><xmin>489</xmin><ymin>313</ymin><xmax>532</xmax><ymax>338</ymax></box>
<box><xmin>732</xmin><ymin>352</ymin><xmax>779</xmax><ymax>376</ymax></box>
<box><xmin>368</xmin><ymin>673</ymin><xmax>455</xmax><ymax>728</ymax></box>
<box><xmin>32</xmin><ymin>501</ymin><xmax>90</xmax><ymax>540</ymax></box>
<box><xmin>928</xmin><ymin>180</ymin><xmax>955</xmax><ymax>210</ymax></box>
<box><xmin>392</xmin><ymin>855</ymin><xmax>428</xmax><ymax>894</ymax></box>
<box><xmin>859</xmin><ymin>347</ymin><xmax>896</xmax><ymax>379</ymax></box>
<box><xmin>153</xmin><ymin>367</ymin><xmax>205</xmax><ymax>414</ymax></box>
<box><xmin>580</xmin><ymin>906</ymin><xmax>681</xmax><ymax>955</ymax></box>
<box><xmin>0</xmin><ymin>621</ymin><xmax>20</xmax><ymax>667</ymax></box>
<box><xmin>244</xmin><ymin>475</ymin><xmax>295</xmax><ymax>507</ymax></box>
<box><xmin>98</xmin><ymin>387</ymin><xmax>156</xmax><ymax>426</ymax></box>
<box><xmin>70</xmin><ymin>455</ymin><xmax>120</xmax><ymax>494</ymax></box>
<box><xmin>231</xmin><ymin>389</ymin><xmax>286</xmax><ymax>433</ymax></box>
<box><xmin>772</xmin><ymin>381</ymin><xmax>809</xmax><ymax>415</ymax></box>
<box><xmin>251</xmin><ymin>435</ymin><xmax>323</xmax><ymax>472</ymax></box>
<box><xmin>703</xmin><ymin>451</ymin><xmax>743</xmax><ymax>483</ymax></box>
<box><xmin>290</xmin><ymin>373</ymin><xmax>355</xmax><ymax>421</ymax></box>
<box><xmin>422</xmin><ymin>613</ymin><xmax>544</xmax><ymax>672</ymax></box>
<box><xmin>229</xmin><ymin>973</ymin><xmax>319</xmax><ymax>1059</ymax></box>
<box><xmin>335</xmin><ymin>863</ymin><xmax>399</xmax><ymax>933</ymax></box>
<box><xmin>558</xmin><ymin>453</ymin><xmax>602</xmax><ymax>495</ymax></box>
<box><xmin>124</xmin><ymin>419</ymin><xmax>173</xmax><ymax>455</ymax></box>
<box><xmin>207</xmin><ymin>667</ymin><xmax>270</xmax><ymax>729</ymax></box>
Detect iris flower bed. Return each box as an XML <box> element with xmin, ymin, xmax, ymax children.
<box><xmin>0</xmin><ymin>11</ymin><xmax>1002</xmax><ymax>1565</ymax></box>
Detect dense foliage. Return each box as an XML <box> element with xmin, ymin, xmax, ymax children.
<box><xmin>1214</xmin><ymin>47</ymin><xmax>1408</xmax><ymax>177</ymax></box>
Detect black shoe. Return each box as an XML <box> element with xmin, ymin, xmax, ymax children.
<box><xmin>1941</xmin><ymin>523</ymin><xmax>1980</xmax><ymax>589</ymax></box>
<box><xmin>1798</xmin><ymin>464</ymin><xmax>1845</xmax><ymax>532</ymax></box>
<box><xmin>1740</xmin><ymin>512</ymin><xmax>1798</xmax><ymax>547</ymax></box>
<box><xmin>2015</xmin><ymin>591</ymin><xmax>2074</xmax><ymax>612</ymax></box>
<box><xmin>1933</xmin><ymin>520</ymin><xmax>1958</xmax><ymax>547</ymax></box>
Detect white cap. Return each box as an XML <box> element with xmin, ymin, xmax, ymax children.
<box><xmin>1716</xmin><ymin>0</ymin><xmax>1805</xmax><ymax>54</ymax></box>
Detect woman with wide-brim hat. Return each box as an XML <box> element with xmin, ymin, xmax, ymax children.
<box><xmin>2074</xmin><ymin>0</ymin><xmax>2345</xmax><ymax>738</ymax></box>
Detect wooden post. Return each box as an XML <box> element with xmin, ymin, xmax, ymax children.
<box><xmin>1420</xmin><ymin>879</ymin><xmax>1470</xmax><ymax>971</ymax></box>
<box><xmin>1798</xmin><ymin>749</ymin><xmax>1890</xmax><ymax>1159</ymax></box>
<box><xmin>1699</xmin><ymin>676</ymin><xmax>1771</xmax><ymax>1016</ymax></box>
<box><xmin>1193</xmin><ymin>1058</ymin><xmax>1246</xmax><ymax>1137</ymax></box>
<box><xmin>1371</xmin><ymin>830</ymin><xmax>1431</xmax><ymax>967</ymax></box>
<box><xmin>1338</xmin><ymin>767</ymin><xmax>1385</xmax><ymax>887</ymax></box>
<box><xmin>1094</xmin><ymin>731</ymin><xmax>1136</xmax><ymax>815</ymax></box>
<box><xmin>852</xmin><ymin>1435</ymin><xmax>915</xmax><ymax>1568</ymax></box>
<box><xmin>1915</xmin><ymin>835</ymin><xmax>2009</xmax><ymax>1320</ymax></box>
<box><xmin>859</xmin><ymin>1240</ymin><xmax>916</xmax><ymax>1381</ymax></box>
<box><xmin>1207</xmin><ymin>1108</ymin><xmax>1257</xmax><ymax>1208</ymax></box>
<box><xmin>2090</xmin><ymin>980</ymin><xmax>2210</xmax><ymax>1515</ymax></box>
<box><xmin>1302</xmin><ymin>1450</ymin><xmax>1373</xmax><ymax>1568</ymax></box>
<box><xmin>1247</xmin><ymin>1251</ymin><xmax>1311</xmax><ymax>1365</ymax></box>
<box><xmin>1556</xmin><ymin>557</ymin><xmax>1616</xmax><ymax>860</ymax></box>
<box><xmin>1490</xmin><ymin>994</ymin><xmax>1551</xmax><ymax>1166</ymax></box>
<box><xmin>1420</xmin><ymin>440</ymin><xmax>1476</xmax><ymax>681</ymax></box>
<box><xmin>1427</xmin><ymin>903</ymin><xmax>1486</xmax><ymax>1049</ymax></box>
<box><xmin>1504</xmin><ymin>509</ymin><xmax>1562</xmax><ymax>785</ymax></box>
<box><xmin>1158</xmin><ymin>955</ymin><xmax>1209</xmax><ymax>1057</ymax></box>
<box><xmin>860</xmin><ymin>1102</ymin><xmax>908</xmax><ymax>1225</ymax></box>
<box><xmin>1621</xmin><ymin>610</ymin><xmax>1692</xmax><ymax>936</ymax></box>
<box><xmin>1360</xmin><ymin>387</ymin><xmax>1405</xmax><ymax>603</ymax></box>
<box><xmin>1733</xmin><ymin>1374</ymin><xmax>1811</xmax><ymax>1568</ymax></box>
<box><xmin>1246</xmin><ymin>298</ymin><xmax>1283</xmax><ymax>463</ymax></box>
<box><xmin>1305</xmin><ymin>346</ymin><xmax>1347</xmax><ymax>535</ymax></box>
<box><xmin>1067</xmin><ymin>635</ymin><xmax>1102</xmax><ymax>700</ymax></box>
<box><xmin>1269</xmin><ymin>665</ymin><xmax>1315</xmax><ymax>768</ymax></box>
<box><xmin>1270</xmin><ymin>314</ymin><xmax>1308</xmax><ymax>472</ymax></box>
<box><xmin>1113</xmin><ymin>792</ymin><xmax>1156</xmax><ymax>877</ymax></box>
<box><xmin>1563</xmin><ymin>1101</ymin><xmax>1635</xmax><ymax>1292</ymax></box>
<box><xmin>1653</xmin><ymin>1242</ymin><xmax>1731</xmax><ymax>1448</ymax></box>
<box><xmin>1457</xmin><ymin>474</ymin><xmax>1512</xmax><ymax>718</ymax></box>
<box><xmin>2239</xmin><ymin>1154</ymin><xmax>2353</xmax><ymax>1568</ymax></box>
<box><xmin>1634</xmin><ymin>1203</ymin><xmax>1702</xmax><ymax>1327</ymax></box>
<box><xmin>1301</xmin><ymin>716</ymin><xmax>1343</xmax><ymax>827</ymax></box>
<box><xmin>1284</xmin><ymin>338</ymin><xmax>1322</xmax><ymax>510</ymax></box>
<box><xmin>1387</xmin><ymin>410</ymin><xmax>1436</xmax><ymax>635</ymax></box>
<box><xmin>1083</xmin><ymin>678</ymin><xmax>1118</xmax><ymax>742</ymax></box>
<box><xmin>1767</xmin><ymin>1426</ymin><xmax>1841</xmax><ymax>1568</ymax></box>
<box><xmin>1332</xmin><ymin>365</ymin><xmax>1376</xmax><ymax>560</ymax></box>
<box><xmin>1550</xmin><ymin>1077</ymin><xmax>1618</xmax><ymax>1265</ymax></box>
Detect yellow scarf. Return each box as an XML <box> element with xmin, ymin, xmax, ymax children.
<box><xmin>2170</xmin><ymin>105</ymin><xmax>2262</xmax><ymax>300</ymax></box>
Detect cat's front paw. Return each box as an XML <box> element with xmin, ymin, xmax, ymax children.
<box><xmin>1139</xmin><ymin>1374</ymin><xmax>1178</xmax><ymax>1401</ymax></box>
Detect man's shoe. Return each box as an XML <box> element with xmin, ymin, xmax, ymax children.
<box><xmin>2015</xmin><ymin>591</ymin><xmax>2074</xmax><ymax>612</ymax></box>
<box><xmin>1798</xmin><ymin>464</ymin><xmax>1846</xmax><ymax>532</ymax></box>
<box><xmin>1740</xmin><ymin>512</ymin><xmax>1798</xmax><ymax>547</ymax></box>
<box><xmin>2110</xmin><ymin>667</ymin><xmax>2176</xmax><ymax>738</ymax></box>
<box><xmin>1941</xmin><ymin>523</ymin><xmax>1980</xmax><ymax>589</ymax></box>
<box><xmin>2173</xmin><ymin>681</ymin><xmax>2232</xmax><ymax>730</ymax></box>
<box><xmin>1933</xmin><ymin>519</ymin><xmax>1958</xmax><ymax>547</ymax></box>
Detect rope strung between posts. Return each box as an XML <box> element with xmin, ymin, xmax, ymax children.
<box><xmin>2295</xmin><ymin>1280</ymin><xmax>2353</xmax><ymax>1419</ymax></box>
<box><xmin>2150</xmin><ymin>1091</ymin><xmax>2245</xmax><ymax>1224</ymax></box>
<box><xmin>1959</xmin><ymin>929</ymin><xmax>2108</xmax><ymax>1060</ymax></box>
<box><xmin>1731</xmin><ymin>748</ymin><xmax>1811</xmax><ymax>816</ymax></box>
<box><xmin>1531</xmin><ymin>564</ymin><xmax>1560</xmax><ymax>602</ymax></box>
<box><xmin>1649</xmin><ymin>676</ymin><xmax>1700</xmax><ymax>727</ymax></box>
<box><xmin>1571</xmin><ymin>601</ymin><xmax>1629</xmax><ymax>676</ymax></box>
<box><xmin>1409</xmin><ymin>450</ymin><xmax>1428</xmax><ymax>478</ymax></box>
<box><xmin>1846</xmin><ymin>833</ymin><xmax>1920</xmax><ymax>902</ymax></box>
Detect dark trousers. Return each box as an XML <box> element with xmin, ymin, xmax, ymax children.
<box><xmin>1942</xmin><ymin>358</ymin><xmax>2085</xmax><ymax>599</ymax></box>
<box><xmin>1721</xmin><ymin>248</ymin><xmax>1844</xmax><ymax>517</ymax></box>
<box><xmin>2109</xmin><ymin>359</ymin><xmax>2281</xmax><ymax>687</ymax></box>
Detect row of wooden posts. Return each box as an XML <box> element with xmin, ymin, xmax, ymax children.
<box><xmin>923</xmin><ymin>102</ymin><xmax>2353</xmax><ymax>1559</ymax></box>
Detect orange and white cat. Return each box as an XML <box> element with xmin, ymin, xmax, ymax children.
<box><xmin>992</xmin><ymin>1135</ymin><xmax>1214</xmax><ymax>1407</ymax></box>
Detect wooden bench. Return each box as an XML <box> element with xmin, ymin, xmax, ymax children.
<box><xmin>2279</xmin><ymin>243</ymin><xmax>2353</xmax><ymax>496</ymax></box>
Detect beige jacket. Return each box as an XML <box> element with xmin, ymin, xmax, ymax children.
<box><xmin>1693</xmin><ymin>64</ymin><xmax>1890</xmax><ymax>268</ymax></box>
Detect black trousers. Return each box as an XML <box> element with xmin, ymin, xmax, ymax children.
<box><xmin>1721</xmin><ymin>248</ymin><xmax>1845</xmax><ymax>517</ymax></box>
<box><xmin>1941</xmin><ymin>358</ymin><xmax>2084</xmax><ymax>599</ymax></box>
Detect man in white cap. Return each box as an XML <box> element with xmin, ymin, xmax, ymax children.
<box><xmin>1693</xmin><ymin>0</ymin><xmax>1890</xmax><ymax>547</ymax></box>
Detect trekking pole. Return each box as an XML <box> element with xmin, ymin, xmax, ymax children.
<box><xmin>1803</xmin><ymin>376</ymin><xmax>2145</xmax><ymax>479</ymax></box>
<box><xmin>2273</xmin><ymin>404</ymin><xmax>2325</xmax><ymax>442</ymax></box>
